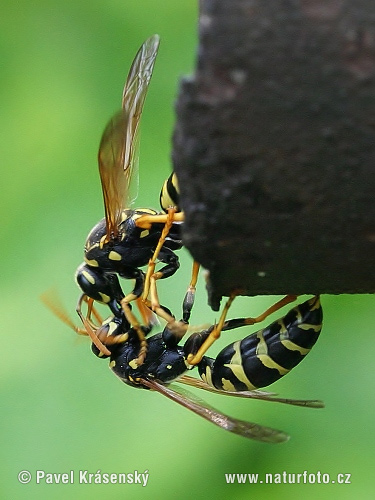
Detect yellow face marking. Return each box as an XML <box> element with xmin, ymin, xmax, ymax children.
<box><xmin>140</xmin><ymin>229</ymin><xmax>149</xmax><ymax>238</ymax></box>
<box><xmin>109</xmin><ymin>360</ymin><xmax>116</xmax><ymax>368</ymax></box>
<box><xmin>84</xmin><ymin>258</ymin><xmax>99</xmax><ymax>267</ymax></box>
<box><xmin>223</xmin><ymin>341</ymin><xmax>257</xmax><ymax>390</ymax></box>
<box><xmin>129</xmin><ymin>359</ymin><xmax>139</xmax><ymax>369</ymax></box>
<box><xmin>184</xmin><ymin>358</ymin><xmax>194</xmax><ymax>369</ymax></box>
<box><xmin>99</xmin><ymin>292</ymin><xmax>110</xmax><ymax>303</ymax></box>
<box><xmin>108</xmin><ymin>250</ymin><xmax>122</xmax><ymax>261</ymax></box>
<box><xmin>82</xmin><ymin>270</ymin><xmax>95</xmax><ymax>285</ymax></box>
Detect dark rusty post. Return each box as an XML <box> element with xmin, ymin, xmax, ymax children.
<box><xmin>173</xmin><ymin>0</ymin><xmax>375</xmax><ymax>309</ymax></box>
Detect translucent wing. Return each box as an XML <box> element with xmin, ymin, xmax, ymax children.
<box><xmin>141</xmin><ymin>378</ymin><xmax>289</xmax><ymax>443</ymax></box>
<box><xmin>179</xmin><ymin>375</ymin><xmax>325</xmax><ymax>408</ymax></box>
<box><xmin>98</xmin><ymin>35</ymin><xmax>160</xmax><ymax>239</ymax></box>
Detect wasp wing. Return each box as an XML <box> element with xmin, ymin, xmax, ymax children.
<box><xmin>98</xmin><ymin>35</ymin><xmax>160</xmax><ymax>239</ymax></box>
<box><xmin>178</xmin><ymin>375</ymin><xmax>324</xmax><ymax>408</ymax></box>
<box><xmin>141</xmin><ymin>378</ymin><xmax>289</xmax><ymax>443</ymax></box>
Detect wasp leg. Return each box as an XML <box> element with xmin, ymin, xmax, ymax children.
<box><xmin>186</xmin><ymin>294</ymin><xmax>236</xmax><ymax>365</ymax></box>
<box><xmin>119</xmin><ymin>268</ymin><xmax>145</xmax><ymax>307</ymax></box>
<box><xmin>118</xmin><ymin>270</ymin><xmax>148</xmax><ymax>365</ymax></box>
<box><xmin>146</xmin><ymin>246</ymin><xmax>179</xmax><ymax>309</ymax></box>
<box><xmin>135</xmin><ymin>297</ymin><xmax>159</xmax><ymax>328</ymax></box>
<box><xmin>240</xmin><ymin>294</ymin><xmax>298</xmax><ymax>326</ymax></box>
<box><xmin>85</xmin><ymin>297</ymin><xmax>104</xmax><ymax>326</ymax></box>
<box><xmin>146</xmin><ymin>279</ymin><xmax>188</xmax><ymax>342</ymax></box>
<box><xmin>182</xmin><ymin>261</ymin><xmax>200</xmax><ymax>323</ymax></box>
<box><xmin>120</xmin><ymin>301</ymin><xmax>148</xmax><ymax>367</ymax></box>
<box><xmin>186</xmin><ymin>294</ymin><xmax>299</xmax><ymax>366</ymax></box>
<box><xmin>76</xmin><ymin>295</ymin><xmax>106</xmax><ymax>330</ymax></box>
<box><xmin>134</xmin><ymin>210</ymin><xmax>184</xmax><ymax>230</ymax></box>
<box><xmin>75</xmin><ymin>294</ymin><xmax>112</xmax><ymax>356</ymax></box>
<box><xmin>142</xmin><ymin>207</ymin><xmax>178</xmax><ymax>302</ymax></box>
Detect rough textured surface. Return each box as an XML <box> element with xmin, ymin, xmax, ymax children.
<box><xmin>173</xmin><ymin>0</ymin><xmax>375</xmax><ymax>309</ymax></box>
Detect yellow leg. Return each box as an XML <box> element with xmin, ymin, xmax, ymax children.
<box><xmin>120</xmin><ymin>293</ymin><xmax>147</xmax><ymax>365</ymax></box>
<box><xmin>142</xmin><ymin>207</ymin><xmax>177</xmax><ymax>303</ymax></box>
<box><xmin>84</xmin><ymin>296</ymin><xmax>104</xmax><ymax>326</ymax></box>
<box><xmin>120</xmin><ymin>299</ymin><xmax>148</xmax><ymax>367</ymax></box>
<box><xmin>186</xmin><ymin>294</ymin><xmax>298</xmax><ymax>366</ymax></box>
<box><xmin>135</xmin><ymin>211</ymin><xmax>184</xmax><ymax>230</ymax></box>
<box><xmin>187</xmin><ymin>294</ymin><xmax>236</xmax><ymax>365</ymax></box>
<box><xmin>76</xmin><ymin>310</ymin><xmax>111</xmax><ymax>356</ymax></box>
<box><xmin>147</xmin><ymin>279</ymin><xmax>188</xmax><ymax>341</ymax></box>
<box><xmin>135</xmin><ymin>297</ymin><xmax>158</xmax><ymax>327</ymax></box>
<box><xmin>242</xmin><ymin>294</ymin><xmax>298</xmax><ymax>326</ymax></box>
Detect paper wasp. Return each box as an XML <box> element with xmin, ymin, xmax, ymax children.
<box><xmin>75</xmin><ymin>35</ymin><xmax>186</xmax><ymax>363</ymax></box>
<box><xmin>46</xmin><ymin>35</ymin><xmax>325</xmax><ymax>442</ymax></box>
<box><xmin>44</xmin><ymin>293</ymin><xmax>323</xmax><ymax>443</ymax></box>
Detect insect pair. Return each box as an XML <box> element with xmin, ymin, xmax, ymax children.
<box><xmin>45</xmin><ymin>35</ymin><xmax>325</xmax><ymax>443</ymax></box>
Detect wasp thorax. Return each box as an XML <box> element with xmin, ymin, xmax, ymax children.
<box><xmin>84</xmin><ymin>218</ymin><xmax>107</xmax><ymax>251</ymax></box>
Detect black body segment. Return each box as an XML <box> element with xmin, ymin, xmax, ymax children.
<box><xmin>198</xmin><ymin>296</ymin><xmax>322</xmax><ymax>391</ymax></box>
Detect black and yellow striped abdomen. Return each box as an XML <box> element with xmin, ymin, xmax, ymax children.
<box><xmin>160</xmin><ymin>172</ymin><xmax>180</xmax><ymax>212</ymax></box>
<box><xmin>198</xmin><ymin>296</ymin><xmax>322</xmax><ymax>392</ymax></box>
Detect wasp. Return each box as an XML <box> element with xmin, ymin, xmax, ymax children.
<box><xmin>45</xmin><ymin>293</ymin><xmax>323</xmax><ymax>443</ymax></box>
<box><xmin>75</xmin><ymin>35</ymin><xmax>186</xmax><ymax>363</ymax></box>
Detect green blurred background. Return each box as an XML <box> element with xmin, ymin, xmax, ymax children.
<box><xmin>1</xmin><ymin>1</ymin><xmax>375</xmax><ymax>499</ymax></box>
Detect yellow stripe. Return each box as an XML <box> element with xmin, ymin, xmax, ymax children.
<box><xmin>99</xmin><ymin>292</ymin><xmax>110</xmax><ymax>303</ymax></box>
<box><xmin>281</xmin><ymin>339</ymin><xmax>310</xmax><ymax>355</ymax></box>
<box><xmin>257</xmin><ymin>354</ymin><xmax>290</xmax><ymax>375</ymax></box>
<box><xmin>161</xmin><ymin>182</ymin><xmax>175</xmax><ymax>209</ymax></box>
<box><xmin>84</xmin><ymin>258</ymin><xmax>99</xmax><ymax>267</ymax></box>
<box><xmin>201</xmin><ymin>365</ymin><xmax>214</xmax><ymax>387</ymax></box>
<box><xmin>308</xmin><ymin>296</ymin><xmax>321</xmax><ymax>310</ymax></box>
<box><xmin>221</xmin><ymin>378</ymin><xmax>237</xmax><ymax>391</ymax></box>
<box><xmin>298</xmin><ymin>323</ymin><xmax>321</xmax><ymax>332</ymax></box>
<box><xmin>256</xmin><ymin>330</ymin><xmax>289</xmax><ymax>375</ymax></box>
<box><xmin>82</xmin><ymin>270</ymin><xmax>95</xmax><ymax>284</ymax></box>
<box><xmin>171</xmin><ymin>172</ymin><xmax>179</xmax><ymax>192</ymax></box>
<box><xmin>108</xmin><ymin>251</ymin><xmax>122</xmax><ymax>261</ymax></box>
<box><xmin>223</xmin><ymin>341</ymin><xmax>257</xmax><ymax>390</ymax></box>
